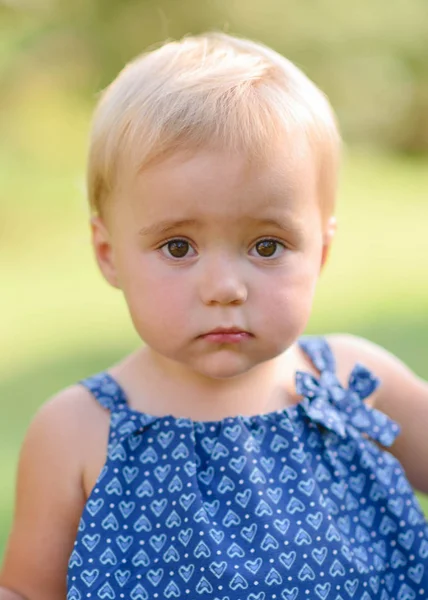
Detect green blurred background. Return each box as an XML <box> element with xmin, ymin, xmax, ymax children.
<box><xmin>1</xmin><ymin>0</ymin><xmax>427</xmax><ymax>561</ymax></box>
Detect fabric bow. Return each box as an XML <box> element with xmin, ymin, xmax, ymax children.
<box><xmin>295</xmin><ymin>364</ymin><xmax>401</xmax><ymax>446</ymax></box>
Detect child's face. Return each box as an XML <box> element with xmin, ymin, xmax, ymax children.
<box><xmin>93</xmin><ymin>146</ymin><xmax>333</xmax><ymax>380</ymax></box>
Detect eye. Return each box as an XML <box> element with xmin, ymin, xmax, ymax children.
<box><xmin>159</xmin><ymin>239</ymin><xmax>197</xmax><ymax>259</ymax></box>
<box><xmin>251</xmin><ymin>239</ymin><xmax>285</xmax><ymax>258</ymax></box>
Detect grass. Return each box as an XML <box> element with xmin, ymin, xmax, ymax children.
<box><xmin>1</xmin><ymin>95</ymin><xmax>428</xmax><ymax>560</ymax></box>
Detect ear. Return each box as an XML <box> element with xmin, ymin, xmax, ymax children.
<box><xmin>320</xmin><ymin>216</ymin><xmax>337</xmax><ymax>270</ymax></box>
<box><xmin>90</xmin><ymin>216</ymin><xmax>121</xmax><ymax>289</ymax></box>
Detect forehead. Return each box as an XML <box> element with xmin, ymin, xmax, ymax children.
<box><xmin>115</xmin><ymin>144</ymin><xmax>320</xmax><ymax>229</ymax></box>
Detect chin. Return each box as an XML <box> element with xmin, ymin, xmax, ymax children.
<box><xmin>190</xmin><ymin>353</ymin><xmax>257</xmax><ymax>380</ymax></box>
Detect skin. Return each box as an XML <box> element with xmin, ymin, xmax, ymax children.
<box><xmin>1</xmin><ymin>145</ymin><xmax>427</xmax><ymax>600</ymax></box>
<box><xmin>93</xmin><ymin>146</ymin><xmax>334</xmax><ymax>419</ymax></box>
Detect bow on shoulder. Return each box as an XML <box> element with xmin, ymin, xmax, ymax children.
<box><xmin>295</xmin><ymin>364</ymin><xmax>401</xmax><ymax>447</ymax></box>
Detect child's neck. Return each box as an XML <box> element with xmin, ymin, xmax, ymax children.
<box><xmin>111</xmin><ymin>345</ymin><xmax>303</xmax><ymax>421</ymax></box>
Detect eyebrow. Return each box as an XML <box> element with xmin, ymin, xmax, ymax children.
<box><xmin>138</xmin><ymin>219</ymin><xmax>199</xmax><ymax>236</ymax></box>
<box><xmin>138</xmin><ymin>216</ymin><xmax>303</xmax><ymax>237</ymax></box>
<box><xmin>253</xmin><ymin>217</ymin><xmax>303</xmax><ymax>235</ymax></box>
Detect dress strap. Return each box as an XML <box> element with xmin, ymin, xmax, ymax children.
<box><xmin>296</xmin><ymin>336</ymin><xmax>401</xmax><ymax>446</ymax></box>
<box><xmin>298</xmin><ymin>336</ymin><xmax>336</xmax><ymax>375</ymax></box>
<box><xmin>79</xmin><ymin>372</ymin><xmax>129</xmax><ymax>412</ymax></box>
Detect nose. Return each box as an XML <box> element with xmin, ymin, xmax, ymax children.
<box><xmin>198</xmin><ymin>253</ymin><xmax>248</xmax><ymax>306</ymax></box>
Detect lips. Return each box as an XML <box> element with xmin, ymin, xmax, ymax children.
<box><xmin>205</xmin><ymin>327</ymin><xmax>250</xmax><ymax>335</ymax></box>
<box><xmin>198</xmin><ymin>327</ymin><xmax>253</xmax><ymax>344</ymax></box>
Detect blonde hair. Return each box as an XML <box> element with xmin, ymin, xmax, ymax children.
<box><xmin>87</xmin><ymin>32</ymin><xmax>340</xmax><ymax>221</ymax></box>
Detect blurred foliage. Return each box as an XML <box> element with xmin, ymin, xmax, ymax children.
<box><xmin>1</xmin><ymin>0</ymin><xmax>428</xmax><ymax>152</ymax></box>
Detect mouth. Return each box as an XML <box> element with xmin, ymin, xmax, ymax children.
<box><xmin>207</xmin><ymin>327</ymin><xmax>250</xmax><ymax>334</ymax></box>
<box><xmin>199</xmin><ymin>327</ymin><xmax>253</xmax><ymax>344</ymax></box>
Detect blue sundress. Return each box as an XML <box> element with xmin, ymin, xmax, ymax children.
<box><xmin>67</xmin><ymin>336</ymin><xmax>428</xmax><ymax>600</ymax></box>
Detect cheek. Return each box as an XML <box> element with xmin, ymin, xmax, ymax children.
<box><xmin>120</xmin><ymin>256</ymin><xmax>191</xmax><ymax>336</ymax></box>
<box><xmin>254</xmin><ymin>256</ymin><xmax>320</xmax><ymax>330</ymax></box>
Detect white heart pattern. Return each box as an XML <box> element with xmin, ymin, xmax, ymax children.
<box><xmin>67</xmin><ymin>337</ymin><xmax>428</xmax><ymax>599</ymax></box>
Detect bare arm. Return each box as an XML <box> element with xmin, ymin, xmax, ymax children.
<box><xmin>0</xmin><ymin>387</ymin><xmax>92</xmax><ymax>600</ymax></box>
<box><xmin>0</xmin><ymin>589</ymin><xmax>28</xmax><ymax>600</ymax></box>
<box><xmin>329</xmin><ymin>333</ymin><xmax>428</xmax><ymax>494</ymax></box>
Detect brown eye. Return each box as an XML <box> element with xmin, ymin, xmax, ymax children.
<box><xmin>255</xmin><ymin>240</ymin><xmax>279</xmax><ymax>257</ymax></box>
<box><xmin>160</xmin><ymin>239</ymin><xmax>196</xmax><ymax>259</ymax></box>
<box><xmin>167</xmin><ymin>240</ymin><xmax>189</xmax><ymax>258</ymax></box>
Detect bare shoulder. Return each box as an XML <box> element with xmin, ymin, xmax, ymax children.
<box><xmin>325</xmin><ymin>333</ymin><xmax>426</xmax><ymax>402</ymax></box>
<box><xmin>24</xmin><ymin>382</ymin><xmax>110</xmax><ymax>473</ymax></box>
<box><xmin>325</xmin><ymin>333</ymin><xmax>428</xmax><ymax>492</ymax></box>
<box><xmin>34</xmin><ymin>382</ymin><xmax>111</xmax><ymax>496</ymax></box>
<box><xmin>36</xmin><ymin>380</ymin><xmax>109</xmax><ymax>424</ymax></box>
<box><xmin>325</xmin><ymin>330</ymin><xmax>428</xmax><ymax>410</ymax></box>
<box><xmin>0</xmin><ymin>383</ymin><xmax>110</xmax><ymax>598</ymax></box>
<box><xmin>326</xmin><ymin>332</ymin><xmax>407</xmax><ymax>374</ymax></box>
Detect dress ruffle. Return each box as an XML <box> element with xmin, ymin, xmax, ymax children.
<box><xmin>89</xmin><ymin>336</ymin><xmax>402</xmax><ymax>453</ymax></box>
